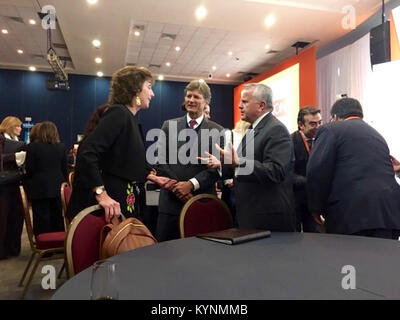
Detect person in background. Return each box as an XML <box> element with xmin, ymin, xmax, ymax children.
<box><xmin>291</xmin><ymin>106</ymin><xmax>322</xmax><ymax>232</ymax></box>
<box><xmin>307</xmin><ymin>98</ymin><xmax>400</xmax><ymax>239</ymax></box>
<box><xmin>204</xmin><ymin>104</ymin><xmax>211</xmax><ymax>120</ymax></box>
<box><xmin>67</xmin><ymin>66</ymin><xmax>157</xmax><ymax>223</ymax></box>
<box><xmin>0</xmin><ymin>116</ymin><xmax>25</xmax><ymax>259</ymax></box>
<box><xmin>24</xmin><ymin>121</ymin><xmax>68</xmax><ymax>235</ymax></box>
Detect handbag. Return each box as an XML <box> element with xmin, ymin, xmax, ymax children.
<box><xmin>100</xmin><ymin>216</ymin><xmax>157</xmax><ymax>259</ymax></box>
<box><xmin>0</xmin><ymin>154</ymin><xmax>23</xmax><ymax>187</ymax></box>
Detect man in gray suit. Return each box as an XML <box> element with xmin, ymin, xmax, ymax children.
<box><xmin>207</xmin><ymin>83</ymin><xmax>295</xmax><ymax>231</ymax></box>
<box><xmin>155</xmin><ymin>80</ymin><xmax>224</xmax><ymax>241</ymax></box>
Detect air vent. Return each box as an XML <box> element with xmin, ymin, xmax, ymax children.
<box><xmin>133</xmin><ymin>25</ymin><xmax>145</xmax><ymax>31</ymax></box>
<box><xmin>59</xmin><ymin>56</ymin><xmax>72</xmax><ymax>62</ymax></box>
<box><xmin>126</xmin><ymin>62</ymin><xmax>136</xmax><ymax>66</ymax></box>
<box><xmin>148</xmin><ymin>64</ymin><xmax>161</xmax><ymax>69</ymax></box>
<box><xmin>266</xmin><ymin>50</ymin><xmax>279</xmax><ymax>54</ymax></box>
<box><xmin>161</xmin><ymin>33</ymin><xmax>176</xmax><ymax>41</ymax></box>
<box><xmin>54</xmin><ymin>43</ymin><xmax>67</xmax><ymax>49</ymax></box>
<box><xmin>5</xmin><ymin>16</ymin><xmax>24</xmax><ymax>23</ymax></box>
<box><xmin>30</xmin><ymin>54</ymin><xmax>45</xmax><ymax>59</ymax></box>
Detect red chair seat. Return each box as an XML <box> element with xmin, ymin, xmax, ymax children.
<box><xmin>36</xmin><ymin>231</ymin><xmax>66</xmax><ymax>250</ymax></box>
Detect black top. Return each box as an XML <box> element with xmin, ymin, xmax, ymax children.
<box><xmin>23</xmin><ymin>142</ymin><xmax>67</xmax><ymax>199</ymax></box>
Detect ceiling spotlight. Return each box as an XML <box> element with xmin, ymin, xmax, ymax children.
<box><xmin>264</xmin><ymin>14</ymin><xmax>276</xmax><ymax>28</ymax></box>
<box><xmin>134</xmin><ymin>31</ymin><xmax>140</xmax><ymax>37</ymax></box>
<box><xmin>92</xmin><ymin>39</ymin><xmax>101</xmax><ymax>48</ymax></box>
<box><xmin>87</xmin><ymin>0</ymin><xmax>98</xmax><ymax>4</ymax></box>
<box><xmin>264</xmin><ymin>44</ymin><xmax>270</xmax><ymax>50</ymax></box>
<box><xmin>97</xmin><ymin>71</ymin><xmax>103</xmax><ymax>77</ymax></box>
<box><xmin>95</xmin><ymin>57</ymin><xmax>102</xmax><ymax>64</ymax></box>
<box><xmin>199</xmin><ymin>79</ymin><xmax>205</xmax><ymax>83</ymax></box>
<box><xmin>195</xmin><ymin>6</ymin><xmax>207</xmax><ymax>20</ymax></box>
<box><xmin>17</xmin><ymin>49</ymin><xmax>24</xmax><ymax>54</ymax></box>
<box><xmin>212</xmin><ymin>66</ymin><xmax>217</xmax><ymax>71</ymax></box>
<box><xmin>228</xmin><ymin>51</ymin><xmax>233</xmax><ymax>56</ymax></box>
<box><xmin>1</xmin><ymin>29</ymin><xmax>8</xmax><ymax>34</ymax></box>
<box><xmin>158</xmin><ymin>75</ymin><xmax>164</xmax><ymax>81</ymax></box>
<box><xmin>29</xmin><ymin>19</ymin><xmax>36</xmax><ymax>25</ymax></box>
<box><xmin>165</xmin><ymin>62</ymin><xmax>171</xmax><ymax>67</ymax></box>
<box><xmin>226</xmin><ymin>73</ymin><xmax>231</xmax><ymax>78</ymax></box>
<box><xmin>175</xmin><ymin>46</ymin><xmax>181</xmax><ymax>52</ymax></box>
<box><xmin>29</xmin><ymin>66</ymin><xmax>36</xmax><ymax>72</ymax></box>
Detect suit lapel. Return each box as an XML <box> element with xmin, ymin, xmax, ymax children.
<box><xmin>240</xmin><ymin>113</ymin><xmax>272</xmax><ymax>155</ymax></box>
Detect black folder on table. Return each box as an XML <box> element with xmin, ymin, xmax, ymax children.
<box><xmin>197</xmin><ymin>228</ymin><xmax>271</xmax><ymax>245</ymax></box>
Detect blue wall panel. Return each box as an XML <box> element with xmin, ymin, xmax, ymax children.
<box><xmin>0</xmin><ymin>69</ymin><xmax>233</xmax><ymax>148</ymax></box>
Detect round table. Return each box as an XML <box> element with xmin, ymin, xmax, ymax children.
<box><xmin>52</xmin><ymin>232</ymin><xmax>400</xmax><ymax>300</ymax></box>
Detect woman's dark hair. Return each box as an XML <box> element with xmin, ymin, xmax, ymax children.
<box><xmin>29</xmin><ymin>122</ymin><xmax>42</xmax><ymax>143</ymax></box>
<box><xmin>83</xmin><ymin>104</ymin><xmax>109</xmax><ymax>138</ymax></box>
<box><xmin>331</xmin><ymin>98</ymin><xmax>363</xmax><ymax>119</ymax></box>
<box><xmin>108</xmin><ymin>66</ymin><xmax>153</xmax><ymax>106</ymax></box>
<box><xmin>35</xmin><ymin>121</ymin><xmax>60</xmax><ymax>144</ymax></box>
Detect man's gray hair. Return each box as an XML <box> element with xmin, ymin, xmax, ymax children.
<box><xmin>243</xmin><ymin>83</ymin><xmax>273</xmax><ymax>110</ymax></box>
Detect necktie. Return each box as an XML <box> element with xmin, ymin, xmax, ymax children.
<box><xmin>189</xmin><ymin>119</ymin><xmax>197</xmax><ymax>129</ymax></box>
<box><xmin>306</xmin><ymin>139</ymin><xmax>313</xmax><ymax>150</ymax></box>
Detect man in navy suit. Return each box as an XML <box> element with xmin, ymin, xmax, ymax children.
<box><xmin>307</xmin><ymin>98</ymin><xmax>400</xmax><ymax>239</ymax></box>
<box><xmin>291</xmin><ymin>106</ymin><xmax>322</xmax><ymax>232</ymax></box>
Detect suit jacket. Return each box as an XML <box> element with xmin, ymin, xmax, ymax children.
<box><xmin>156</xmin><ymin>115</ymin><xmax>224</xmax><ymax>215</ymax></box>
<box><xmin>228</xmin><ymin>113</ymin><xmax>296</xmax><ymax>231</ymax></box>
<box><xmin>307</xmin><ymin>119</ymin><xmax>400</xmax><ymax>234</ymax></box>
<box><xmin>0</xmin><ymin>134</ymin><xmax>20</xmax><ymax>171</ymax></box>
<box><xmin>291</xmin><ymin>130</ymin><xmax>309</xmax><ymax>203</ymax></box>
<box><xmin>23</xmin><ymin>142</ymin><xmax>68</xmax><ymax>199</ymax></box>
<box><xmin>67</xmin><ymin>105</ymin><xmax>148</xmax><ymax>219</ymax></box>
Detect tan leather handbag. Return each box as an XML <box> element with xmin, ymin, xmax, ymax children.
<box><xmin>100</xmin><ymin>217</ymin><xmax>157</xmax><ymax>259</ymax></box>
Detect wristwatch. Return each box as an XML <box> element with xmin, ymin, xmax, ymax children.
<box><xmin>94</xmin><ymin>186</ymin><xmax>105</xmax><ymax>195</ymax></box>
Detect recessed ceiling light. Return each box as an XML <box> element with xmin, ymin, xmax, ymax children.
<box><xmin>92</xmin><ymin>39</ymin><xmax>101</xmax><ymax>48</ymax></box>
<box><xmin>1</xmin><ymin>29</ymin><xmax>8</xmax><ymax>34</ymax></box>
<box><xmin>134</xmin><ymin>31</ymin><xmax>140</xmax><ymax>37</ymax></box>
<box><xmin>29</xmin><ymin>66</ymin><xmax>36</xmax><ymax>72</ymax></box>
<box><xmin>195</xmin><ymin>6</ymin><xmax>207</xmax><ymax>20</ymax></box>
<box><xmin>228</xmin><ymin>51</ymin><xmax>233</xmax><ymax>56</ymax></box>
<box><xmin>29</xmin><ymin>19</ymin><xmax>36</xmax><ymax>25</ymax></box>
<box><xmin>165</xmin><ymin>62</ymin><xmax>171</xmax><ymax>67</ymax></box>
<box><xmin>175</xmin><ymin>46</ymin><xmax>181</xmax><ymax>52</ymax></box>
<box><xmin>212</xmin><ymin>66</ymin><xmax>217</xmax><ymax>71</ymax></box>
<box><xmin>87</xmin><ymin>0</ymin><xmax>98</xmax><ymax>4</ymax></box>
<box><xmin>226</xmin><ymin>73</ymin><xmax>231</xmax><ymax>78</ymax></box>
<box><xmin>97</xmin><ymin>71</ymin><xmax>103</xmax><ymax>77</ymax></box>
<box><xmin>199</xmin><ymin>79</ymin><xmax>205</xmax><ymax>83</ymax></box>
<box><xmin>17</xmin><ymin>49</ymin><xmax>24</xmax><ymax>54</ymax></box>
<box><xmin>158</xmin><ymin>75</ymin><xmax>164</xmax><ymax>81</ymax></box>
<box><xmin>264</xmin><ymin>44</ymin><xmax>270</xmax><ymax>50</ymax></box>
<box><xmin>264</xmin><ymin>14</ymin><xmax>276</xmax><ymax>28</ymax></box>
<box><xmin>95</xmin><ymin>57</ymin><xmax>102</xmax><ymax>64</ymax></box>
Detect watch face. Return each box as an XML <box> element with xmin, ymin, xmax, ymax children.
<box><xmin>96</xmin><ymin>187</ymin><xmax>104</xmax><ymax>195</ymax></box>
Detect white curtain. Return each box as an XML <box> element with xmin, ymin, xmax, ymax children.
<box><xmin>316</xmin><ymin>33</ymin><xmax>372</xmax><ymax>123</ymax></box>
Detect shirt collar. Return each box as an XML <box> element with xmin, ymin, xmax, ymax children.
<box><xmin>251</xmin><ymin>111</ymin><xmax>270</xmax><ymax>130</ymax></box>
<box><xmin>4</xmin><ymin>133</ymin><xmax>18</xmax><ymax>141</ymax></box>
<box><xmin>186</xmin><ymin>114</ymin><xmax>204</xmax><ymax>127</ymax></box>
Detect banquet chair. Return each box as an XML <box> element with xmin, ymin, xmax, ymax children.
<box><xmin>179</xmin><ymin>194</ymin><xmax>233</xmax><ymax>238</ymax></box>
<box><xmin>65</xmin><ymin>204</ymin><xmax>107</xmax><ymax>277</ymax></box>
<box><xmin>18</xmin><ymin>186</ymin><xmax>65</xmax><ymax>299</ymax></box>
<box><xmin>60</xmin><ymin>182</ymin><xmax>72</xmax><ymax>229</ymax></box>
<box><xmin>67</xmin><ymin>171</ymin><xmax>74</xmax><ymax>187</ymax></box>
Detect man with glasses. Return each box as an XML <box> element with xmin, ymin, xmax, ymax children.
<box><xmin>291</xmin><ymin>106</ymin><xmax>322</xmax><ymax>232</ymax></box>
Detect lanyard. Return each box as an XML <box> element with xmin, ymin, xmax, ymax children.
<box><xmin>344</xmin><ymin>116</ymin><xmax>360</xmax><ymax>121</ymax></box>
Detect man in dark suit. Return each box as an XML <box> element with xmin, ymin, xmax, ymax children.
<box><xmin>291</xmin><ymin>106</ymin><xmax>322</xmax><ymax>232</ymax></box>
<box><xmin>211</xmin><ymin>83</ymin><xmax>295</xmax><ymax>231</ymax></box>
<box><xmin>155</xmin><ymin>80</ymin><xmax>224</xmax><ymax>241</ymax></box>
<box><xmin>307</xmin><ymin>98</ymin><xmax>400</xmax><ymax>239</ymax></box>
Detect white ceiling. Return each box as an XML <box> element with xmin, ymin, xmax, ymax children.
<box><xmin>0</xmin><ymin>0</ymin><xmax>386</xmax><ymax>84</ymax></box>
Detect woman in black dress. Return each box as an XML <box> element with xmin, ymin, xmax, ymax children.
<box><xmin>67</xmin><ymin>66</ymin><xmax>155</xmax><ymax>223</ymax></box>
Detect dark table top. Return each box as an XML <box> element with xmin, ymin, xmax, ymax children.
<box><xmin>52</xmin><ymin>232</ymin><xmax>400</xmax><ymax>300</ymax></box>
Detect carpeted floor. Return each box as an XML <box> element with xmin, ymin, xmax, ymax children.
<box><xmin>0</xmin><ymin>225</ymin><xmax>66</xmax><ymax>300</ymax></box>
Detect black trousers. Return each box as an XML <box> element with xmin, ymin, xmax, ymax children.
<box><xmin>0</xmin><ymin>185</ymin><xmax>24</xmax><ymax>259</ymax></box>
<box><xmin>155</xmin><ymin>212</ymin><xmax>180</xmax><ymax>242</ymax></box>
<box><xmin>352</xmin><ymin>229</ymin><xmax>400</xmax><ymax>240</ymax></box>
<box><xmin>31</xmin><ymin>197</ymin><xmax>64</xmax><ymax>236</ymax></box>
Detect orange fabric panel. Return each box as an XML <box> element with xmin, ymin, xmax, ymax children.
<box><xmin>390</xmin><ymin>11</ymin><xmax>400</xmax><ymax>61</ymax></box>
<box><xmin>232</xmin><ymin>46</ymin><xmax>316</xmax><ymax>126</ymax></box>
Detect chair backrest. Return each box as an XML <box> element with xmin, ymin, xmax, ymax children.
<box><xmin>65</xmin><ymin>204</ymin><xmax>107</xmax><ymax>277</ymax></box>
<box><xmin>60</xmin><ymin>182</ymin><xmax>72</xmax><ymax>228</ymax></box>
<box><xmin>19</xmin><ymin>185</ymin><xmax>36</xmax><ymax>250</ymax></box>
<box><xmin>68</xmin><ymin>171</ymin><xmax>74</xmax><ymax>187</ymax></box>
<box><xmin>179</xmin><ymin>194</ymin><xmax>233</xmax><ymax>238</ymax></box>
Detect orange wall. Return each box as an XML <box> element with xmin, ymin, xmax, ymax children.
<box><xmin>233</xmin><ymin>46</ymin><xmax>316</xmax><ymax>126</ymax></box>
<box><xmin>390</xmin><ymin>11</ymin><xmax>400</xmax><ymax>61</ymax></box>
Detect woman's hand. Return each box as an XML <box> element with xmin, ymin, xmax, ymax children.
<box><xmin>95</xmin><ymin>191</ymin><xmax>121</xmax><ymax>223</ymax></box>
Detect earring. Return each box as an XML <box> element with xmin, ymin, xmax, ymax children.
<box><xmin>135</xmin><ymin>96</ymin><xmax>141</xmax><ymax>106</ymax></box>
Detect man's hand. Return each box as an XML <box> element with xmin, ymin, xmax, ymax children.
<box><xmin>147</xmin><ymin>174</ymin><xmax>177</xmax><ymax>190</ymax></box>
<box><xmin>312</xmin><ymin>212</ymin><xmax>325</xmax><ymax>226</ymax></box>
<box><xmin>216</xmin><ymin>142</ymin><xmax>239</xmax><ymax>167</ymax></box>
<box><xmin>390</xmin><ymin>156</ymin><xmax>400</xmax><ymax>172</ymax></box>
<box><xmin>95</xmin><ymin>191</ymin><xmax>121</xmax><ymax>223</ymax></box>
<box><xmin>173</xmin><ymin>181</ymin><xmax>193</xmax><ymax>198</ymax></box>
<box><xmin>197</xmin><ymin>152</ymin><xmax>221</xmax><ymax>169</ymax></box>
<box><xmin>175</xmin><ymin>192</ymin><xmax>193</xmax><ymax>203</ymax></box>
